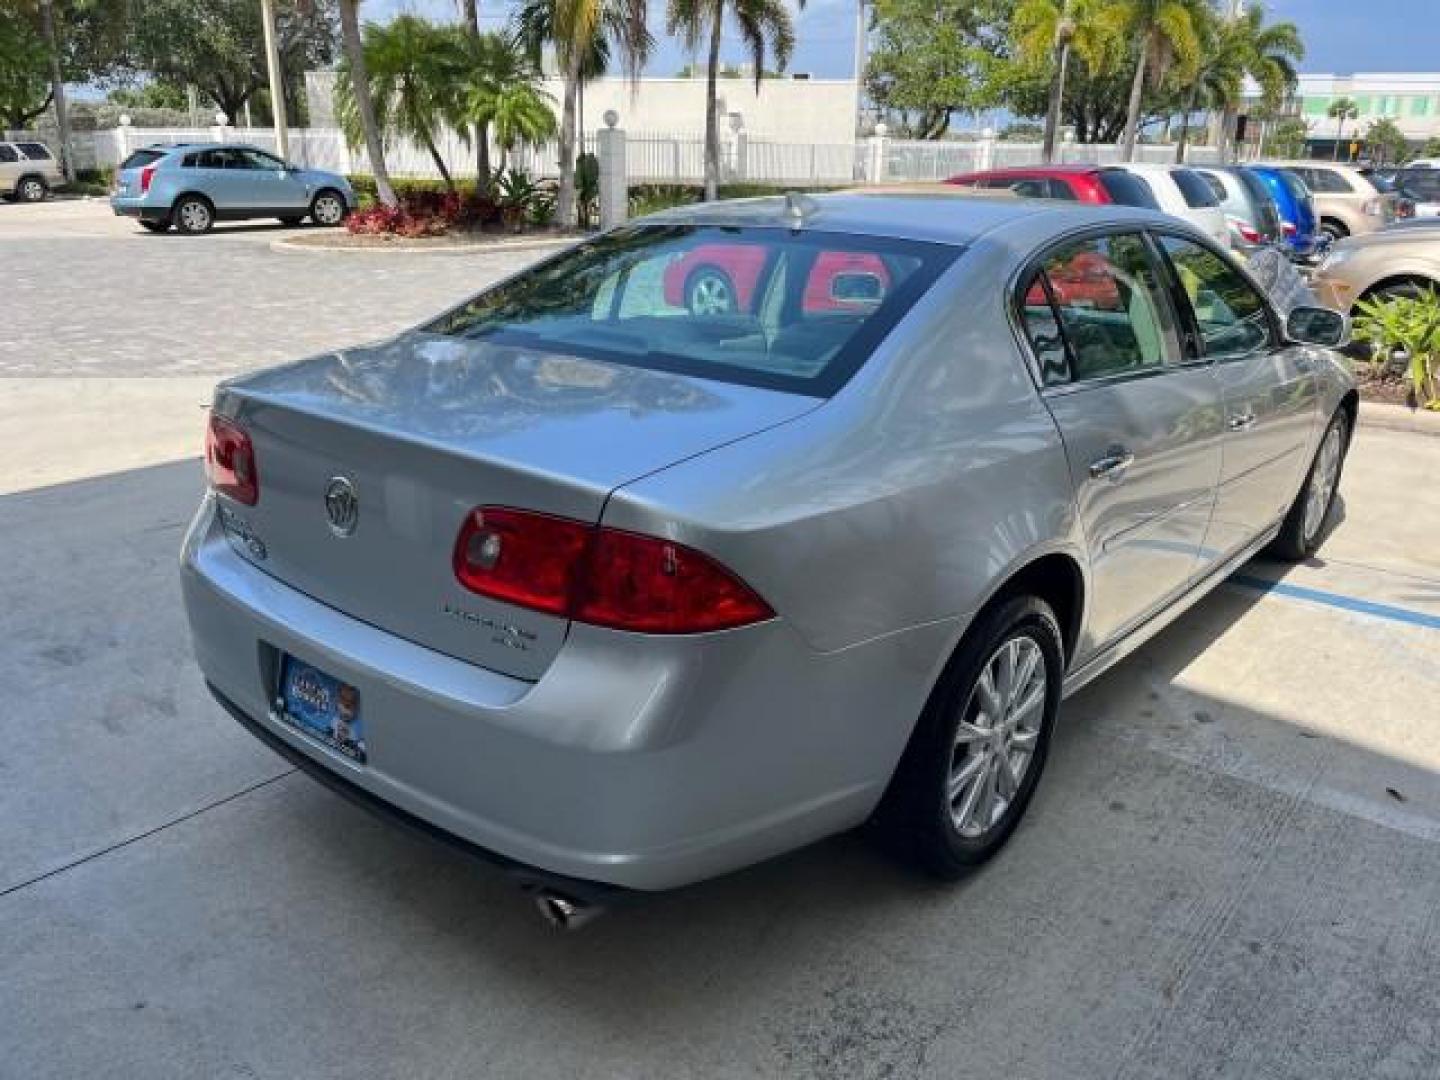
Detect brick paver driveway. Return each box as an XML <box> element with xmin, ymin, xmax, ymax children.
<box><xmin>0</xmin><ymin>199</ymin><xmax>558</xmax><ymax>377</ymax></box>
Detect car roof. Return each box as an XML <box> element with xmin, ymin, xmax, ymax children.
<box><xmin>954</xmin><ymin>164</ymin><xmax>1112</xmax><ymax>178</ymax></box>
<box><xmin>640</xmin><ymin>191</ymin><xmax>1182</xmax><ymax>247</ymax></box>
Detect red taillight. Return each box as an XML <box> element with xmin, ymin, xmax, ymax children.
<box><xmin>1281</xmin><ymin>220</ymin><xmax>1297</xmax><ymax>237</ymax></box>
<box><xmin>453</xmin><ymin>506</ymin><xmax>774</xmax><ymax>635</ymax></box>
<box><xmin>140</xmin><ymin>164</ymin><xmax>157</xmax><ymax>193</ymax></box>
<box><xmin>1238</xmin><ymin>223</ymin><xmax>1261</xmax><ymax>244</ymax></box>
<box><xmin>205</xmin><ymin>414</ymin><xmax>259</xmax><ymax>505</ymax></box>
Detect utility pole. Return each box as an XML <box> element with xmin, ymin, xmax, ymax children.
<box><xmin>259</xmin><ymin>0</ymin><xmax>291</xmax><ymax>159</ymax></box>
<box><xmin>38</xmin><ymin>0</ymin><xmax>74</xmax><ymax>183</ymax></box>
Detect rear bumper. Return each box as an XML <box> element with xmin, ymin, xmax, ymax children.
<box><xmin>110</xmin><ymin>197</ymin><xmax>168</xmax><ymax>223</ymax></box>
<box><xmin>181</xmin><ymin>496</ymin><xmax>948</xmax><ymax>890</ymax></box>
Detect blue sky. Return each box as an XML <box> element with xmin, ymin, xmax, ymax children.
<box><xmin>374</xmin><ymin>0</ymin><xmax>1438</xmax><ymax>80</ymax></box>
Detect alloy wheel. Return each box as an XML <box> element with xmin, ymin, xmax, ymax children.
<box><xmin>1303</xmin><ymin>423</ymin><xmax>1343</xmax><ymax>542</ymax></box>
<box><xmin>20</xmin><ymin>179</ymin><xmax>44</xmax><ymax>202</ymax></box>
<box><xmin>314</xmin><ymin>194</ymin><xmax>344</xmax><ymax>226</ymax></box>
<box><xmin>178</xmin><ymin>200</ymin><xmax>211</xmax><ymax>233</ymax></box>
<box><xmin>687</xmin><ymin>272</ymin><xmax>736</xmax><ymax>316</ymax></box>
<box><xmin>947</xmin><ymin>636</ymin><xmax>1048</xmax><ymax>839</ymax></box>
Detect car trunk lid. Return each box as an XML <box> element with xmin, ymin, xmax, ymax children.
<box><xmin>214</xmin><ymin>332</ymin><xmax>818</xmax><ymax>681</ymax></box>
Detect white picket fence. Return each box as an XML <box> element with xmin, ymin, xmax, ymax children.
<box><xmin>27</xmin><ymin>124</ymin><xmax>1222</xmax><ymax>186</ymax></box>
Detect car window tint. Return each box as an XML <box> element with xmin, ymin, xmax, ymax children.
<box><xmin>1157</xmin><ymin>235</ymin><xmax>1272</xmax><ymax>358</ymax></box>
<box><xmin>1173</xmin><ymin>168</ymin><xmax>1220</xmax><ymax>208</ymax></box>
<box><xmin>120</xmin><ymin>149</ymin><xmax>164</xmax><ymax>170</ymax></box>
<box><xmin>241</xmin><ymin>149</ymin><xmax>285</xmax><ymax>169</ymax></box>
<box><xmin>17</xmin><ymin>142</ymin><xmax>51</xmax><ymax>160</ymax></box>
<box><xmin>1196</xmin><ymin>171</ymin><xmax>1228</xmax><ymax>202</ymax></box>
<box><xmin>0</xmin><ymin>145</ymin><xmax>17</xmax><ymax>163</ymax></box>
<box><xmin>426</xmin><ymin>225</ymin><xmax>957</xmax><ymax>397</ymax></box>
<box><xmin>1047</xmin><ymin>178</ymin><xmax>1078</xmax><ymax>200</ymax></box>
<box><xmin>1299</xmin><ymin>167</ymin><xmax>1351</xmax><ymax>194</ymax></box>
<box><xmin>1030</xmin><ymin>233</ymin><xmax>1176</xmax><ymax>382</ymax></box>
<box><xmin>1097</xmin><ymin>170</ymin><xmax>1159</xmax><ymax>209</ymax></box>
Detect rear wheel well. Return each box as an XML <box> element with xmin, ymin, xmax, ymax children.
<box><xmin>172</xmin><ymin>191</ymin><xmax>215</xmax><ymax>212</ymax></box>
<box><xmin>1320</xmin><ymin>216</ymin><xmax>1349</xmax><ymax>238</ymax></box>
<box><xmin>978</xmin><ymin>554</ymin><xmax>1084</xmax><ymax>668</ymax></box>
<box><xmin>1337</xmin><ymin>388</ymin><xmax>1359</xmax><ymax>447</ymax></box>
<box><xmin>1359</xmin><ymin>275</ymin><xmax>1439</xmax><ymax>304</ymax></box>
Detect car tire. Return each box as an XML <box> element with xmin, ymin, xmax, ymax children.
<box><xmin>1370</xmin><ymin>280</ymin><xmax>1428</xmax><ymax>304</ymax></box>
<box><xmin>1319</xmin><ymin>219</ymin><xmax>1349</xmax><ymax>243</ymax></box>
<box><xmin>685</xmin><ymin>268</ymin><xmax>738</xmax><ymax>316</ymax></box>
<box><xmin>1270</xmin><ymin>409</ymin><xmax>1350</xmax><ymax>561</ymax></box>
<box><xmin>872</xmin><ymin>594</ymin><xmax>1063</xmax><ymax>879</ymax></box>
<box><xmin>310</xmin><ymin>189</ymin><xmax>347</xmax><ymax>227</ymax></box>
<box><xmin>172</xmin><ymin>195</ymin><xmax>214</xmax><ymax>235</ymax></box>
<box><xmin>278</xmin><ymin>215</ymin><xmax>305</xmax><ymax>226</ymax></box>
<box><xmin>17</xmin><ymin>176</ymin><xmax>48</xmax><ymax>202</ymax></box>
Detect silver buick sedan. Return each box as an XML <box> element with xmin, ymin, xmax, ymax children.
<box><xmin>182</xmin><ymin>193</ymin><xmax>1355</xmax><ymax>926</ymax></box>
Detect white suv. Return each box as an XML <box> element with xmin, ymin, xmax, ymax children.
<box><xmin>1113</xmin><ymin>162</ymin><xmax>1232</xmax><ymax>249</ymax></box>
<box><xmin>1</xmin><ymin>140</ymin><xmax>63</xmax><ymax>202</ymax></box>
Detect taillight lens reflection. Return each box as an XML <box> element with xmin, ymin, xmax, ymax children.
<box><xmin>205</xmin><ymin>414</ymin><xmax>259</xmax><ymax>505</ymax></box>
<box><xmin>453</xmin><ymin>506</ymin><xmax>774</xmax><ymax>635</ymax></box>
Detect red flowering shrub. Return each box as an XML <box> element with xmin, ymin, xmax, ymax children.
<box><xmin>345</xmin><ymin>189</ymin><xmax>500</xmax><ymax>238</ymax></box>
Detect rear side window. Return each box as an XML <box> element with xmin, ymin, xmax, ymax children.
<box><xmin>1195</xmin><ymin>171</ymin><xmax>1228</xmax><ymax>203</ymax></box>
<box><xmin>17</xmin><ymin>143</ymin><xmax>51</xmax><ymax>160</ymax></box>
<box><xmin>0</xmin><ymin>145</ymin><xmax>18</xmax><ymax>163</ymax></box>
<box><xmin>1295</xmin><ymin>167</ymin><xmax>1352</xmax><ymax>194</ymax></box>
<box><xmin>1020</xmin><ymin>232</ymin><xmax>1179</xmax><ymax>385</ymax></box>
<box><xmin>426</xmin><ymin>224</ymin><xmax>958</xmax><ymax>397</ymax></box>
<box><xmin>1156</xmin><ymin>235</ymin><xmax>1272</xmax><ymax>358</ymax></box>
<box><xmin>1235</xmin><ymin>170</ymin><xmax>1282</xmax><ymax>234</ymax></box>
<box><xmin>120</xmin><ymin>149</ymin><xmax>165</xmax><ymax>171</ymax></box>
<box><xmin>1047</xmin><ymin>178</ymin><xmax>1078</xmax><ymax>200</ymax></box>
<box><xmin>1173</xmin><ymin>168</ymin><xmax>1220</xmax><ymax>208</ymax></box>
<box><xmin>1098</xmin><ymin>171</ymin><xmax>1160</xmax><ymax>209</ymax></box>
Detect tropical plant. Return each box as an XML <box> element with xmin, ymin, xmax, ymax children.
<box><xmin>1364</xmin><ymin>117</ymin><xmax>1408</xmax><ymax>165</ymax></box>
<box><xmin>1327</xmin><ymin>96</ymin><xmax>1359</xmax><ymax>161</ymax></box>
<box><xmin>1213</xmin><ymin>3</ymin><xmax>1301</xmax><ymax>161</ymax></box>
<box><xmin>335</xmin><ymin>16</ymin><xmax>466</xmax><ymax>192</ymax></box>
<box><xmin>1012</xmin><ymin>0</ymin><xmax>1114</xmax><ymax>162</ymax></box>
<box><xmin>1424</xmin><ymin>137</ymin><xmax>1440</xmax><ymax>158</ymax></box>
<box><xmin>515</xmin><ymin>0</ymin><xmax>650</xmax><ymax>227</ymax></box>
<box><xmin>455</xmin><ymin>32</ymin><xmax>557</xmax><ymax>175</ymax></box>
<box><xmin>1105</xmin><ymin>0</ymin><xmax>1204</xmax><ymax>160</ymax></box>
<box><xmin>1352</xmin><ymin>287</ymin><xmax>1440</xmax><ymax>409</ymax></box>
<box><xmin>338</xmin><ymin>0</ymin><xmax>397</xmax><ymax>208</ymax></box>
<box><xmin>1266</xmin><ymin>117</ymin><xmax>1308</xmax><ymax>158</ymax></box>
<box><xmin>493</xmin><ymin>168</ymin><xmax>550</xmax><ymax>231</ymax></box>
<box><xmin>666</xmin><ymin>0</ymin><xmax>802</xmax><ymax>201</ymax></box>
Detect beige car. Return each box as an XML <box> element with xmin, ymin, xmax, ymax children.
<box><xmin>1267</xmin><ymin>161</ymin><xmax>1397</xmax><ymax>242</ymax></box>
<box><xmin>0</xmin><ymin>140</ymin><xmax>63</xmax><ymax>202</ymax></box>
<box><xmin>1311</xmin><ymin>221</ymin><xmax>1440</xmax><ymax>314</ymax></box>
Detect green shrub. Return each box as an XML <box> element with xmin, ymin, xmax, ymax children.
<box><xmin>1352</xmin><ymin>287</ymin><xmax>1440</xmax><ymax>409</ymax></box>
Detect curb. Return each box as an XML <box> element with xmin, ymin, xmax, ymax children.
<box><xmin>1359</xmin><ymin>400</ymin><xmax>1440</xmax><ymax>437</ymax></box>
<box><xmin>268</xmin><ymin>234</ymin><xmax>578</xmax><ymax>256</ymax></box>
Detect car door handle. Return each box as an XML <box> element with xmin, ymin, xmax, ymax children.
<box><xmin>1227</xmin><ymin>410</ymin><xmax>1257</xmax><ymax>431</ymax></box>
<box><xmin>1089</xmin><ymin>449</ymin><xmax>1136</xmax><ymax>481</ymax></box>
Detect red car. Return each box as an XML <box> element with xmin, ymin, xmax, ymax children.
<box><xmin>662</xmin><ymin>244</ymin><xmax>891</xmax><ymax>315</ymax></box>
<box><xmin>947</xmin><ymin>165</ymin><xmax>1160</xmax><ymax>209</ymax></box>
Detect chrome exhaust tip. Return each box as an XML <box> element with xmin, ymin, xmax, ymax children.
<box><xmin>533</xmin><ymin>890</ymin><xmax>604</xmax><ymax>931</ymax></box>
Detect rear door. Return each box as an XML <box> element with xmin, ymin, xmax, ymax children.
<box><xmin>1019</xmin><ymin>230</ymin><xmax>1224</xmax><ymax>650</ymax></box>
<box><xmin>1153</xmin><ymin>232</ymin><xmax>1317</xmax><ymax>565</ymax></box>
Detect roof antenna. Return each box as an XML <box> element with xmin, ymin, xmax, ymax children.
<box><xmin>783</xmin><ymin>190</ymin><xmax>817</xmax><ymax>225</ymax></box>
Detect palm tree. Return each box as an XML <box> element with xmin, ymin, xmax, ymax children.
<box><xmin>1174</xmin><ymin>4</ymin><xmax>1238</xmax><ymax>163</ymax></box>
<box><xmin>1107</xmin><ymin>0</ymin><xmax>1204</xmax><ymax>161</ymax></box>
<box><xmin>336</xmin><ymin>16</ymin><xmax>466</xmax><ymax>193</ymax></box>
<box><xmin>457</xmin><ymin>32</ymin><xmax>557</xmax><ymax>171</ymax></box>
<box><xmin>517</xmin><ymin>0</ymin><xmax>650</xmax><ymax>227</ymax></box>
<box><xmin>1012</xmin><ymin>0</ymin><xmax>1112</xmax><ymax>163</ymax></box>
<box><xmin>1215</xmin><ymin>3</ymin><xmax>1301</xmax><ymax>161</ymax></box>
<box><xmin>338</xmin><ymin>0</ymin><xmax>397</xmax><ymax>208</ymax></box>
<box><xmin>456</xmin><ymin>0</ymin><xmax>486</xmax><ymax>184</ymax></box>
<box><xmin>1328</xmin><ymin>96</ymin><xmax>1359</xmax><ymax>161</ymax></box>
<box><xmin>666</xmin><ymin>0</ymin><xmax>803</xmax><ymax>201</ymax></box>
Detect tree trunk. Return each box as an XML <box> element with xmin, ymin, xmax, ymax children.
<box><xmin>459</xmin><ymin>0</ymin><xmax>488</xmax><ymax>192</ymax></box>
<box><xmin>1120</xmin><ymin>36</ymin><xmax>1149</xmax><ymax>161</ymax></box>
<box><xmin>1175</xmin><ymin>81</ymin><xmax>1198</xmax><ymax>163</ymax></box>
<box><xmin>703</xmin><ymin>5</ymin><xmax>723</xmax><ymax>201</ymax></box>
<box><xmin>1042</xmin><ymin>38</ymin><xmax>1070</xmax><ymax>164</ymax></box>
<box><xmin>340</xmin><ymin>0</ymin><xmax>397</xmax><ymax>208</ymax></box>
<box><xmin>1333</xmin><ymin>118</ymin><xmax>1343</xmax><ymax>160</ymax></box>
<box><xmin>38</xmin><ymin>0</ymin><xmax>74</xmax><ymax>182</ymax></box>
<box><xmin>421</xmin><ymin>127</ymin><xmax>455</xmax><ymax>191</ymax></box>
<box><xmin>1220</xmin><ymin>102</ymin><xmax>1238</xmax><ymax>162</ymax></box>
<box><xmin>555</xmin><ymin>44</ymin><xmax>585</xmax><ymax>228</ymax></box>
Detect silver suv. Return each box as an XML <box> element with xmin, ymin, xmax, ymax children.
<box><xmin>0</xmin><ymin>140</ymin><xmax>63</xmax><ymax>202</ymax></box>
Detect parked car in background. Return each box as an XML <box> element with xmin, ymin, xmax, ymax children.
<box><xmin>1194</xmin><ymin>166</ymin><xmax>1285</xmax><ymax>252</ymax></box>
<box><xmin>1311</xmin><ymin>225</ymin><xmax>1440</xmax><ymax>313</ymax></box>
<box><xmin>181</xmin><ymin>192</ymin><xmax>1356</xmax><ymax>924</ymax></box>
<box><xmin>1266</xmin><ymin>161</ymin><xmax>1397</xmax><ymax>241</ymax></box>
<box><xmin>110</xmin><ymin>143</ymin><xmax>355</xmax><ymax>234</ymax></box>
<box><xmin>1110</xmin><ymin>162</ymin><xmax>1231</xmax><ymax>248</ymax></box>
<box><xmin>945</xmin><ymin>164</ymin><xmax>1162</xmax><ymax>209</ymax></box>
<box><xmin>1247</xmin><ymin>165</ymin><xmax>1323</xmax><ymax>261</ymax></box>
<box><xmin>0</xmin><ymin>139</ymin><xmax>63</xmax><ymax>202</ymax></box>
<box><xmin>1382</xmin><ymin>169</ymin><xmax>1440</xmax><ymax>218</ymax></box>
<box><xmin>662</xmin><ymin>243</ymin><xmax>892</xmax><ymax>315</ymax></box>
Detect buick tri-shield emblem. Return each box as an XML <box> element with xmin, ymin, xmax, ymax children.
<box><xmin>324</xmin><ymin>476</ymin><xmax>359</xmax><ymax>536</ymax></box>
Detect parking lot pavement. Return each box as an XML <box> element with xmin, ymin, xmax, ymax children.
<box><xmin>3</xmin><ymin>202</ymin><xmax>1440</xmax><ymax>1078</ymax></box>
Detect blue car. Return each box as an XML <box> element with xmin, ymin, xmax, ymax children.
<box><xmin>111</xmin><ymin>143</ymin><xmax>356</xmax><ymax>235</ymax></box>
<box><xmin>1246</xmin><ymin>165</ymin><xmax>1323</xmax><ymax>261</ymax></box>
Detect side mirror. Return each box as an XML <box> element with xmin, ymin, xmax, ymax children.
<box><xmin>1286</xmin><ymin>305</ymin><xmax>1349</xmax><ymax>348</ymax></box>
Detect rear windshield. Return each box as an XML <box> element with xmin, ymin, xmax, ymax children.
<box><xmin>425</xmin><ymin>224</ymin><xmax>958</xmax><ymax>396</ymax></box>
<box><xmin>120</xmin><ymin>149</ymin><xmax>166</xmax><ymax>171</ymax></box>
<box><xmin>17</xmin><ymin>142</ymin><xmax>51</xmax><ymax>160</ymax></box>
<box><xmin>1173</xmin><ymin>168</ymin><xmax>1220</xmax><ymax>208</ymax></box>
<box><xmin>1098</xmin><ymin>170</ymin><xmax>1160</xmax><ymax>209</ymax></box>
